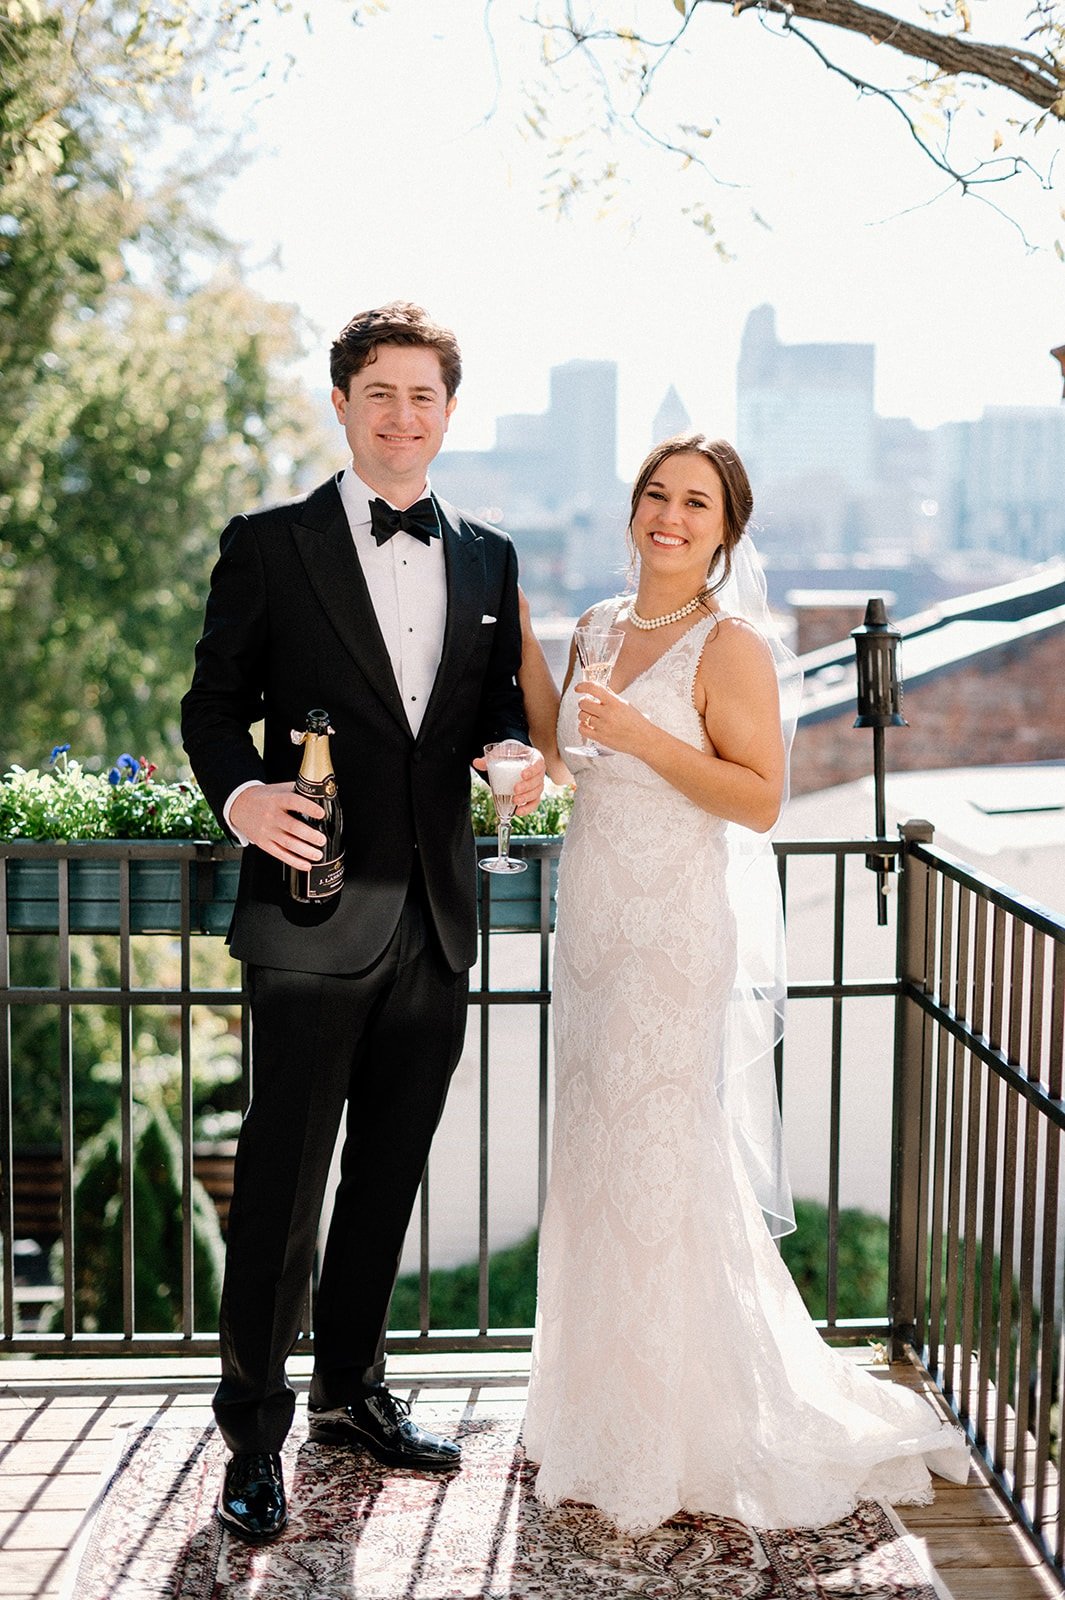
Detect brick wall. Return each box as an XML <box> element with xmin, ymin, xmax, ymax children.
<box><xmin>793</xmin><ymin>601</ymin><xmax>872</xmax><ymax>657</ymax></box>
<box><xmin>792</xmin><ymin>624</ymin><xmax>1065</xmax><ymax>796</ymax></box>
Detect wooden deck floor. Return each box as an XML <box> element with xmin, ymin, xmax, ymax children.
<box><xmin>0</xmin><ymin>1348</ymin><xmax>1061</xmax><ymax>1600</ymax></box>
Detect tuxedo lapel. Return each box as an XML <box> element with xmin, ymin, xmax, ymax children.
<box><xmin>418</xmin><ymin>496</ymin><xmax>485</xmax><ymax>740</ymax></box>
<box><xmin>291</xmin><ymin>478</ymin><xmax>410</xmax><ymax>734</ymax></box>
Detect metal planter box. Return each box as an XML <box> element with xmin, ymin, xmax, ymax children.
<box><xmin>2</xmin><ymin>839</ymin><xmax>562</xmax><ymax>936</ymax></box>
<box><xmin>1</xmin><ymin>843</ymin><xmax>241</xmax><ymax>936</ymax></box>
<box><xmin>474</xmin><ymin>836</ymin><xmax>560</xmax><ymax>932</ymax></box>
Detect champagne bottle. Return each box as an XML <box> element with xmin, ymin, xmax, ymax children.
<box><xmin>287</xmin><ymin>709</ymin><xmax>344</xmax><ymax>903</ymax></box>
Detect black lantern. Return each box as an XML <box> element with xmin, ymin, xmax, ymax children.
<box><xmin>851</xmin><ymin>598</ymin><xmax>907</xmax><ymax>924</ymax></box>
<box><xmin>852</xmin><ymin>597</ymin><xmax>906</xmax><ymax>730</ymax></box>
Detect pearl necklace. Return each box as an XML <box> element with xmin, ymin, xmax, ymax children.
<box><xmin>628</xmin><ymin>590</ymin><xmax>710</xmax><ymax>631</ymax></box>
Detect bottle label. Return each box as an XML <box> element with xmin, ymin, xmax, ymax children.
<box><xmin>305</xmin><ymin>852</ymin><xmax>345</xmax><ymax>899</ymax></box>
<box><xmin>295</xmin><ymin>773</ymin><xmax>336</xmax><ymax>799</ymax></box>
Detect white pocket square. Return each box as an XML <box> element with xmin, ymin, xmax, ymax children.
<box><xmin>481</xmin><ymin>614</ymin><xmax>496</xmax><ymax>624</ymax></box>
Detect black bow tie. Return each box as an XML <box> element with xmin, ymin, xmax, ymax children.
<box><xmin>368</xmin><ymin>496</ymin><xmax>440</xmax><ymax>547</ymax></box>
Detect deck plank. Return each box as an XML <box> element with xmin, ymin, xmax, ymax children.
<box><xmin>0</xmin><ymin>1349</ymin><xmax>1061</xmax><ymax>1600</ymax></box>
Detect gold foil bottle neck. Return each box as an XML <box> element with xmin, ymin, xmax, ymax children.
<box><xmin>292</xmin><ymin>710</ymin><xmax>336</xmax><ymax>787</ymax></box>
<box><xmin>297</xmin><ymin>731</ymin><xmax>335</xmax><ymax>786</ymax></box>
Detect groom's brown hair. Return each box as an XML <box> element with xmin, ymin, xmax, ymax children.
<box><xmin>330</xmin><ymin>301</ymin><xmax>463</xmax><ymax>399</ymax></box>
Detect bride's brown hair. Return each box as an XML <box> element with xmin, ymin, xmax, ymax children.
<box><xmin>627</xmin><ymin>433</ymin><xmax>753</xmax><ymax>596</ymax></box>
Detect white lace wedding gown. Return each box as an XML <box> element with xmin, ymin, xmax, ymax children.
<box><xmin>523</xmin><ymin>601</ymin><xmax>968</xmax><ymax>1534</ymax></box>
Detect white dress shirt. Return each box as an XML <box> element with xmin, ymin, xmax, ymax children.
<box><xmin>336</xmin><ymin>465</ymin><xmax>447</xmax><ymax>738</ymax></box>
<box><xmin>223</xmin><ymin>466</ymin><xmax>449</xmax><ymax>838</ymax></box>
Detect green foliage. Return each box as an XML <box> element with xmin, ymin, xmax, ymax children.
<box><xmin>389</xmin><ymin>1230</ymin><xmax>539</xmax><ymax>1331</ymax></box>
<box><xmin>1</xmin><ymin>756</ymin><xmax>571</xmax><ymax>843</ymax></box>
<box><xmin>5</xmin><ymin>933</ymin><xmax>134</xmax><ymax>1147</ymax></box>
<box><xmin>46</xmin><ymin>1093</ymin><xmax>225</xmax><ymax>1333</ymax></box>
<box><xmin>0</xmin><ymin>2</ymin><xmax>331</xmax><ymax>771</ymax></box>
<box><xmin>0</xmin><ymin>752</ymin><xmax>223</xmax><ymax>840</ymax></box>
<box><xmin>0</xmin><ymin>3</ymin><xmax>131</xmax><ymax>442</ymax></box>
<box><xmin>779</xmin><ymin>1198</ymin><xmax>890</xmax><ymax>1321</ymax></box>
<box><xmin>89</xmin><ymin>1010</ymin><xmax>245</xmax><ymax>1146</ymax></box>
<box><xmin>470</xmin><ymin>779</ymin><xmax>573</xmax><ymax>838</ymax></box>
<box><xmin>6</xmin><ymin>934</ymin><xmax>242</xmax><ymax>1150</ymax></box>
<box><xmin>0</xmin><ymin>276</ymin><xmax>326</xmax><ymax>769</ymax></box>
<box><xmin>389</xmin><ymin>1202</ymin><xmax>892</xmax><ymax>1333</ymax></box>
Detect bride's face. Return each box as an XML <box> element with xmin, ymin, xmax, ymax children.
<box><xmin>631</xmin><ymin>452</ymin><xmax>725</xmax><ymax>584</ymax></box>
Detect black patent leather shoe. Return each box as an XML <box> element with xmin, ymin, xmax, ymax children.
<box><xmin>308</xmin><ymin>1389</ymin><xmax>461</xmax><ymax>1472</ymax></box>
<box><xmin>216</xmin><ymin>1450</ymin><xmax>288</xmax><ymax>1542</ymax></box>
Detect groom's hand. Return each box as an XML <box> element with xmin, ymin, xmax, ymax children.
<box><xmin>513</xmin><ymin>747</ymin><xmax>546</xmax><ymax>815</ymax></box>
<box><xmin>471</xmin><ymin>747</ymin><xmax>546</xmax><ymax>816</ymax></box>
<box><xmin>229</xmin><ymin>781</ymin><xmax>327</xmax><ymax>867</ymax></box>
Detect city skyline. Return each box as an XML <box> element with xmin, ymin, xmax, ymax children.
<box><xmin>203</xmin><ymin>1</ymin><xmax>1065</xmax><ymax>480</ymax></box>
<box><xmin>427</xmin><ymin>302</ymin><xmax>1065</xmax><ymax>478</ymax></box>
<box><xmin>421</xmin><ymin>302</ymin><xmax>1063</xmax><ymax>621</ymax></box>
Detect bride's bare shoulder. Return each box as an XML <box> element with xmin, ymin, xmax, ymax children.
<box><xmin>576</xmin><ymin>594</ymin><xmax>628</xmax><ymax>628</ymax></box>
<box><xmin>708</xmin><ymin>614</ymin><xmax>774</xmax><ymax>660</ymax></box>
<box><xmin>700</xmin><ymin>615</ymin><xmax>778</xmax><ymax>693</ymax></box>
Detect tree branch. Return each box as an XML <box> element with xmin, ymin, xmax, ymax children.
<box><xmin>715</xmin><ymin>0</ymin><xmax>1064</xmax><ymax>116</ymax></box>
<box><xmin>521</xmin><ymin>0</ymin><xmax>1064</xmax><ymax>248</ymax></box>
<box><xmin>779</xmin><ymin>14</ymin><xmax>1053</xmax><ymax>249</ymax></box>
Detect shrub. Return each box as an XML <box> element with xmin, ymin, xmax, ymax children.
<box><xmin>388</xmin><ymin>1203</ymin><xmax>893</xmax><ymax>1332</ymax></box>
<box><xmin>0</xmin><ymin>747</ymin><xmax>222</xmax><ymax>842</ymax></box>
<box><xmin>45</xmin><ymin>1095</ymin><xmax>225</xmax><ymax>1334</ymax></box>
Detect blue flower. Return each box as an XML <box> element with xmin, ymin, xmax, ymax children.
<box><xmin>109</xmin><ymin>753</ymin><xmax>138</xmax><ymax>784</ymax></box>
<box><xmin>49</xmin><ymin>743</ymin><xmax>71</xmax><ymax>765</ymax></box>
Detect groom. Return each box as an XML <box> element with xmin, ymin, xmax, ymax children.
<box><xmin>181</xmin><ymin>301</ymin><xmax>543</xmax><ymax>1542</ymax></box>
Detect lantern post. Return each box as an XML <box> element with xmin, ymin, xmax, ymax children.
<box><xmin>851</xmin><ymin>597</ymin><xmax>907</xmax><ymax>925</ymax></box>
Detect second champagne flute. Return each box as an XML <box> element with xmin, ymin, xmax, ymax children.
<box><xmin>479</xmin><ymin>740</ymin><xmax>530</xmax><ymax>875</ymax></box>
<box><xmin>564</xmin><ymin>625</ymin><xmax>625</xmax><ymax>759</ymax></box>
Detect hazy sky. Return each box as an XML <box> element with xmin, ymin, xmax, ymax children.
<box><xmin>204</xmin><ymin>0</ymin><xmax>1065</xmax><ymax>478</ymax></box>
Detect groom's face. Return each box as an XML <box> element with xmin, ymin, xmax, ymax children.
<box><xmin>332</xmin><ymin>342</ymin><xmax>456</xmax><ymax>503</ymax></box>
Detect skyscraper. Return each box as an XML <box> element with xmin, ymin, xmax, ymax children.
<box><xmin>652</xmin><ymin>385</ymin><xmax>691</xmax><ymax>443</ymax></box>
<box><xmin>736</xmin><ymin>305</ymin><xmax>878</xmax><ymax>553</ymax></box>
<box><xmin>935</xmin><ymin>406</ymin><xmax>1065</xmax><ymax>560</ymax></box>
<box><xmin>547</xmin><ymin>359</ymin><xmax>619</xmax><ymax>508</ymax></box>
<box><xmin>737</xmin><ymin>305</ymin><xmax>876</xmax><ymax>493</ymax></box>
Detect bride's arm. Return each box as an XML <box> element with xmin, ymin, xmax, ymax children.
<box><xmin>517</xmin><ymin>588</ymin><xmax>575</xmax><ymax>786</ymax></box>
<box><xmin>573</xmin><ymin>619</ymin><xmax>785</xmax><ymax>831</ymax></box>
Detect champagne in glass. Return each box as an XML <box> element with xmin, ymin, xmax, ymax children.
<box><xmin>479</xmin><ymin>740</ymin><xmax>530</xmax><ymax>875</ymax></box>
<box><xmin>564</xmin><ymin>625</ymin><xmax>625</xmax><ymax>759</ymax></box>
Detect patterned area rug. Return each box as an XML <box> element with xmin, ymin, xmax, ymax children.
<box><xmin>62</xmin><ymin>1404</ymin><xmax>951</xmax><ymax>1599</ymax></box>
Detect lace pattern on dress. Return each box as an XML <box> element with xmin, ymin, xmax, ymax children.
<box><xmin>524</xmin><ymin>597</ymin><xmax>968</xmax><ymax>1534</ymax></box>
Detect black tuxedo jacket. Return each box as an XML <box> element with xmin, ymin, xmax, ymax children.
<box><xmin>181</xmin><ymin>475</ymin><xmax>529</xmax><ymax>975</ymax></box>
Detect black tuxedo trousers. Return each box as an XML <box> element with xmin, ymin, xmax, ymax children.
<box><xmin>213</xmin><ymin>881</ymin><xmax>468</xmax><ymax>1455</ymax></box>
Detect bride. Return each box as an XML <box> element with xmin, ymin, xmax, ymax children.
<box><xmin>517</xmin><ymin>433</ymin><xmax>967</xmax><ymax>1534</ymax></box>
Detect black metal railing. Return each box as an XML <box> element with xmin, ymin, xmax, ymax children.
<box><xmin>1</xmin><ymin>832</ymin><xmax>907</xmax><ymax>1356</ymax></box>
<box><xmin>5</xmin><ymin>823</ymin><xmax>1065</xmax><ymax>1583</ymax></box>
<box><xmin>890</xmin><ymin>821</ymin><xmax>1065</xmax><ymax>1576</ymax></box>
<box><xmin>0</xmin><ymin>840</ymin><xmax>246</xmax><ymax>1352</ymax></box>
<box><xmin>775</xmin><ymin>836</ymin><xmax>903</xmax><ymax>1339</ymax></box>
<box><xmin>5</xmin><ymin>828</ymin><xmax>1065</xmax><ymax>1577</ymax></box>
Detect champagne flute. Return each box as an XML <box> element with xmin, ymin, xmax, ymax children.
<box><xmin>563</xmin><ymin>625</ymin><xmax>625</xmax><ymax>759</ymax></box>
<box><xmin>479</xmin><ymin>740</ymin><xmax>531</xmax><ymax>875</ymax></box>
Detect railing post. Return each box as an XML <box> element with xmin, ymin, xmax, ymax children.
<box><xmin>889</xmin><ymin>818</ymin><xmax>935</xmax><ymax>1358</ymax></box>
